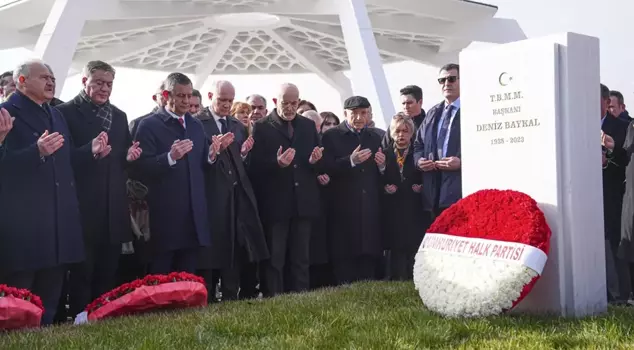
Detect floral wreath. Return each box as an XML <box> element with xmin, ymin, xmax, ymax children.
<box><xmin>413</xmin><ymin>189</ymin><xmax>551</xmax><ymax>318</ymax></box>
<box><xmin>85</xmin><ymin>272</ymin><xmax>204</xmax><ymax>314</ymax></box>
<box><xmin>0</xmin><ymin>285</ymin><xmax>44</xmax><ymax>310</ymax></box>
<box><xmin>0</xmin><ymin>284</ymin><xmax>44</xmax><ymax>330</ymax></box>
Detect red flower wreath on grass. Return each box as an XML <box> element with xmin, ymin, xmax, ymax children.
<box><xmin>0</xmin><ymin>285</ymin><xmax>43</xmax><ymax>310</ymax></box>
<box><xmin>414</xmin><ymin>189</ymin><xmax>552</xmax><ymax>317</ymax></box>
<box><xmin>0</xmin><ymin>285</ymin><xmax>44</xmax><ymax>330</ymax></box>
<box><xmin>84</xmin><ymin>272</ymin><xmax>207</xmax><ymax>321</ymax></box>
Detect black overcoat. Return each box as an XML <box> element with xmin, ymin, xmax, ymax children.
<box><xmin>381</xmin><ymin>145</ymin><xmax>430</xmax><ymax>253</ymax></box>
<box><xmin>249</xmin><ymin>109</ymin><xmax>322</xmax><ymax>224</ymax></box>
<box><xmin>0</xmin><ymin>91</ymin><xmax>87</xmax><ymax>272</ymax></box>
<box><xmin>57</xmin><ymin>95</ymin><xmax>133</xmax><ymax>247</ymax></box>
<box><xmin>602</xmin><ymin>114</ymin><xmax>628</xmax><ymax>243</ymax></box>
<box><xmin>321</xmin><ymin>123</ymin><xmax>383</xmax><ymax>261</ymax></box>
<box><xmin>197</xmin><ymin>113</ymin><xmax>269</xmax><ymax>269</ymax></box>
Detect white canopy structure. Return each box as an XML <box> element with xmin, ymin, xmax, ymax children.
<box><xmin>0</xmin><ymin>0</ymin><xmax>525</xmax><ymax>123</ymax></box>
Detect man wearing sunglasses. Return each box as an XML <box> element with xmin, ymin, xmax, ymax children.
<box><xmin>413</xmin><ymin>63</ymin><xmax>461</xmax><ymax>219</ymax></box>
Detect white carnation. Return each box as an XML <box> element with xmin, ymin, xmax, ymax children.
<box><xmin>413</xmin><ymin>249</ymin><xmax>538</xmax><ymax>318</ymax></box>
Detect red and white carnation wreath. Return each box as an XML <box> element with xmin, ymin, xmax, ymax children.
<box><xmin>413</xmin><ymin>189</ymin><xmax>551</xmax><ymax>318</ymax></box>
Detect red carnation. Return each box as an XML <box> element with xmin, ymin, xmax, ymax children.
<box><xmin>414</xmin><ymin>189</ymin><xmax>551</xmax><ymax>317</ymax></box>
<box><xmin>83</xmin><ymin>272</ymin><xmax>207</xmax><ymax>322</ymax></box>
<box><xmin>0</xmin><ymin>284</ymin><xmax>45</xmax><ymax>329</ymax></box>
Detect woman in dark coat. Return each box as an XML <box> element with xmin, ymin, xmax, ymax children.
<box><xmin>381</xmin><ymin>113</ymin><xmax>431</xmax><ymax>280</ymax></box>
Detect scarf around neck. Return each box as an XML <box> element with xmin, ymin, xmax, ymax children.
<box><xmin>79</xmin><ymin>89</ymin><xmax>112</xmax><ymax>132</ymax></box>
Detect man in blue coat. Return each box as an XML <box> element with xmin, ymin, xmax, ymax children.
<box><xmin>133</xmin><ymin>72</ymin><xmax>221</xmax><ymax>274</ymax></box>
<box><xmin>0</xmin><ymin>60</ymin><xmax>109</xmax><ymax>324</ymax></box>
<box><xmin>413</xmin><ymin>63</ymin><xmax>462</xmax><ymax>219</ymax></box>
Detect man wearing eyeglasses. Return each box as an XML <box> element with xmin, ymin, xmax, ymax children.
<box><xmin>413</xmin><ymin>63</ymin><xmax>462</xmax><ymax>219</ymax></box>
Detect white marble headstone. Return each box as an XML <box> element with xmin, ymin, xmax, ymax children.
<box><xmin>459</xmin><ymin>32</ymin><xmax>607</xmax><ymax>317</ymax></box>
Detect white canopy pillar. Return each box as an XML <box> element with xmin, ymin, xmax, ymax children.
<box><xmin>336</xmin><ymin>0</ymin><xmax>394</xmax><ymax>129</ymax></box>
<box><xmin>33</xmin><ymin>0</ymin><xmax>93</xmax><ymax>96</ymax></box>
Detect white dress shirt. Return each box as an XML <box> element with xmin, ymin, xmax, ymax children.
<box><xmin>209</xmin><ymin>109</ymin><xmax>227</xmax><ymax>133</ymax></box>
<box><xmin>164</xmin><ymin>108</ymin><xmax>215</xmax><ymax>165</ymax></box>
<box><xmin>210</xmin><ymin>108</ymin><xmax>248</xmax><ymax>161</ymax></box>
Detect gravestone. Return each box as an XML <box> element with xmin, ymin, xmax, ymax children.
<box><xmin>459</xmin><ymin>32</ymin><xmax>607</xmax><ymax>317</ymax></box>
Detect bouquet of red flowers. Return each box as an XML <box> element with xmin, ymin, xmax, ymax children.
<box><xmin>0</xmin><ymin>284</ymin><xmax>44</xmax><ymax>330</ymax></box>
<box><xmin>83</xmin><ymin>272</ymin><xmax>207</xmax><ymax>322</ymax></box>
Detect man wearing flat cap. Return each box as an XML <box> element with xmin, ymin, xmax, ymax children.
<box><xmin>321</xmin><ymin>95</ymin><xmax>385</xmax><ymax>284</ymax></box>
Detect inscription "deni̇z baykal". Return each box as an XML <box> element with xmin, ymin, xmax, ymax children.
<box><xmin>477</xmin><ymin>88</ymin><xmax>541</xmax><ymax>146</ymax></box>
<box><xmin>476</xmin><ymin>90</ymin><xmax>540</xmax><ymax>132</ymax></box>
<box><xmin>476</xmin><ymin>118</ymin><xmax>540</xmax><ymax>132</ymax></box>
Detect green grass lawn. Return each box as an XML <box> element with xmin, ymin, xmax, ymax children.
<box><xmin>3</xmin><ymin>282</ymin><xmax>634</xmax><ymax>349</ymax></box>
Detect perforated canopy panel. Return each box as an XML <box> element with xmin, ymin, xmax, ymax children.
<box><xmin>0</xmin><ymin>0</ymin><xmax>524</xmax><ymax>78</ymax></box>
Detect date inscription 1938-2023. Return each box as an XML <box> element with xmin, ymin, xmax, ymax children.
<box><xmin>477</xmin><ymin>89</ymin><xmax>540</xmax><ymax>146</ymax></box>
<box><xmin>491</xmin><ymin>136</ymin><xmax>525</xmax><ymax>145</ymax></box>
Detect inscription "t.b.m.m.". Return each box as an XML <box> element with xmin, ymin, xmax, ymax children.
<box><xmin>489</xmin><ymin>91</ymin><xmax>523</xmax><ymax>103</ymax></box>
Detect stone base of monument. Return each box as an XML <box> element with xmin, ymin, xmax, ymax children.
<box><xmin>459</xmin><ymin>32</ymin><xmax>607</xmax><ymax>317</ymax></box>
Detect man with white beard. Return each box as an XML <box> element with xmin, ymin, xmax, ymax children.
<box><xmin>249</xmin><ymin>83</ymin><xmax>324</xmax><ymax>297</ymax></box>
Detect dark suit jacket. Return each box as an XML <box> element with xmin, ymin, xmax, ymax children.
<box><xmin>249</xmin><ymin>109</ymin><xmax>322</xmax><ymax>224</ymax></box>
<box><xmin>129</xmin><ymin>109</ymin><xmax>156</xmax><ymax>139</ymax></box>
<box><xmin>49</xmin><ymin>98</ymin><xmax>64</xmax><ymax>107</ymax></box>
<box><xmin>196</xmin><ymin>107</ymin><xmax>248</xmax><ymax>146</ymax></box>
<box><xmin>602</xmin><ymin>114</ymin><xmax>628</xmax><ymax>242</ymax></box>
<box><xmin>321</xmin><ymin>123</ymin><xmax>384</xmax><ymax>260</ymax></box>
<box><xmin>133</xmin><ymin>107</ymin><xmax>211</xmax><ymax>253</ymax></box>
<box><xmin>196</xmin><ymin>108</ymin><xmax>268</xmax><ymax>269</ymax></box>
<box><xmin>56</xmin><ymin>94</ymin><xmax>133</xmax><ymax>247</ymax></box>
<box><xmin>0</xmin><ymin>91</ymin><xmax>88</xmax><ymax>272</ymax></box>
<box><xmin>413</xmin><ymin>101</ymin><xmax>462</xmax><ymax>210</ymax></box>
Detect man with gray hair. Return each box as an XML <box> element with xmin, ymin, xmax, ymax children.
<box><xmin>196</xmin><ymin>80</ymin><xmax>267</xmax><ymax>301</ymax></box>
<box><xmin>0</xmin><ymin>59</ymin><xmax>110</xmax><ymax>324</ymax></box>
<box><xmin>198</xmin><ymin>80</ymin><xmax>250</xmax><ymax>149</ymax></box>
<box><xmin>246</xmin><ymin>94</ymin><xmax>268</xmax><ymax>123</ymax></box>
<box><xmin>56</xmin><ymin>60</ymin><xmax>143</xmax><ymax>318</ymax></box>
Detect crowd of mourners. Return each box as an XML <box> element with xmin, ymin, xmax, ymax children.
<box><xmin>0</xmin><ymin>57</ymin><xmax>632</xmax><ymax>327</ymax></box>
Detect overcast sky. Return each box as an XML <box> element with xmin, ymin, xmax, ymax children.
<box><xmin>0</xmin><ymin>0</ymin><xmax>629</xmax><ymax>128</ymax></box>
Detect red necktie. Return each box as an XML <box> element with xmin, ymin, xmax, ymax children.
<box><xmin>178</xmin><ymin>117</ymin><xmax>185</xmax><ymax>128</ymax></box>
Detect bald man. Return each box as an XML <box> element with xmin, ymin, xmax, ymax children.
<box><xmin>249</xmin><ymin>83</ymin><xmax>324</xmax><ymax>296</ymax></box>
<box><xmin>196</xmin><ymin>80</ymin><xmax>249</xmax><ymax>148</ymax></box>
<box><xmin>195</xmin><ymin>80</ymin><xmax>267</xmax><ymax>301</ymax></box>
